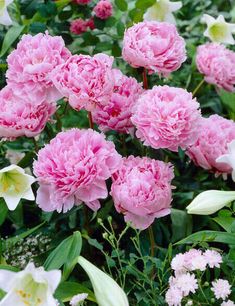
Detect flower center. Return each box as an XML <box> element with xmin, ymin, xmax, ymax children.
<box><xmin>209</xmin><ymin>23</ymin><xmax>228</xmax><ymax>42</ymax></box>
<box><xmin>0</xmin><ymin>170</ymin><xmax>28</xmax><ymax>194</ymax></box>
<box><xmin>0</xmin><ymin>1</ymin><xmax>6</xmax><ymax>16</ymax></box>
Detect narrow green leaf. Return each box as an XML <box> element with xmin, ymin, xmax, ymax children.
<box><xmin>0</xmin><ymin>200</ymin><xmax>8</xmax><ymax>226</ymax></box>
<box><xmin>135</xmin><ymin>0</ymin><xmax>155</xmax><ymax>9</ymax></box>
<box><xmin>0</xmin><ymin>25</ymin><xmax>25</xmax><ymax>57</ymax></box>
<box><xmin>114</xmin><ymin>0</ymin><xmax>128</xmax><ymax>11</ymax></box>
<box><xmin>213</xmin><ymin>216</ymin><xmax>234</xmax><ymax>232</ymax></box>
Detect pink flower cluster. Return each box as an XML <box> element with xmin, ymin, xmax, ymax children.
<box><xmin>6</xmin><ymin>32</ymin><xmax>71</xmax><ymax>102</ymax></box>
<box><xmin>33</xmin><ymin>129</ymin><xmax>121</xmax><ymax>213</ymax></box>
<box><xmin>196</xmin><ymin>43</ymin><xmax>235</xmax><ymax>92</ymax></box>
<box><xmin>51</xmin><ymin>53</ymin><xmax>114</xmax><ymax>111</ymax></box>
<box><xmin>70</xmin><ymin>18</ymin><xmax>95</xmax><ymax>35</ymax></box>
<box><xmin>92</xmin><ymin>69</ymin><xmax>143</xmax><ymax>134</ymax></box>
<box><xmin>166</xmin><ymin>249</ymin><xmax>223</xmax><ymax>306</ymax></box>
<box><xmin>122</xmin><ymin>21</ymin><xmax>186</xmax><ymax>76</ymax></box>
<box><xmin>93</xmin><ymin>0</ymin><xmax>113</xmax><ymax>20</ymax></box>
<box><xmin>131</xmin><ymin>86</ymin><xmax>201</xmax><ymax>152</ymax></box>
<box><xmin>75</xmin><ymin>0</ymin><xmax>91</xmax><ymax>4</ymax></box>
<box><xmin>187</xmin><ymin>114</ymin><xmax>235</xmax><ymax>176</ymax></box>
<box><xmin>0</xmin><ymin>84</ymin><xmax>56</xmax><ymax>139</ymax></box>
<box><xmin>111</xmin><ymin>156</ymin><xmax>174</xmax><ymax>230</ymax></box>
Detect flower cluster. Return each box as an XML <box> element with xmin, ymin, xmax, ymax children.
<box><xmin>187</xmin><ymin>114</ymin><xmax>235</xmax><ymax>177</ymax></box>
<box><xmin>92</xmin><ymin>69</ymin><xmax>143</xmax><ymax>134</ymax></box>
<box><xmin>75</xmin><ymin>0</ymin><xmax>91</xmax><ymax>4</ymax></box>
<box><xmin>196</xmin><ymin>43</ymin><xmax>235</xmax><ymax>92</ymax></box>
<box><xmin>131</xmin><ymin>85</ymin><xmax>201</xmax><ymax>152</ymax></box>
<box><xmin>70</xmin><ymin>17</ymin><xmax>95</xmax><ymax>35</ymax></box>
<box><xmin>33</xmin><ymin>129</ymin><xmax>121</xmax><ymax>213</ymax></box>
<box><xmin>111</xmin><ymin>156</ymin><xmax>174</xmax><ymax>229</ymax></box>
<box><xmin>93</xmin><ymin>0</ymin><xmax>113</xmax><ymax>20</ymax></box>
<box><xmin>122</xmin><ymin>21</ymin><xmax>186</xmax><ymax>76</ymax></box>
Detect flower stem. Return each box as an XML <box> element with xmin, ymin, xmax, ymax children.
<box><xmin>192</xmin><ymin>79</ymin><xmax>204</xmax><ymax>97</ymax></box>
<box><xmin>148</xmin><ymin>225</ymin><xmax>155</xmax><ymax>257</ymax></box>
<box><xmin>88</xmin><ymin>111</ymin><xmax>94</xmax><ymax>129</ymax></box>
<box><xmin>142</xmin><ymin>68</ymin><xmax>148</xmax><ymax>90</ymax></box>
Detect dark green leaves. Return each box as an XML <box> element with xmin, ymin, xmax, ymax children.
<box><xmin>114</xmin><ymin>0</ymin><xmax>128</xmax><ymax>11</ymax></box>
<box><xmin>0</xmin><ymin>25</ymin><xmax>25</xmax><ymax>57</ymax></box>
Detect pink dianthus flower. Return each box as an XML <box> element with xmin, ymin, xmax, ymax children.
<box><xmin>111</xmin><ymin>156</ymin><xmax>174</xmax><ymax>230</ymax></box>
<box><xmin>122</xmin><ymin>21</ymin><xmax>186</xmax><ymax>76</ymax></box>
<box><xmin>6</xmin><ymin>32</ymin><xmax>71</xmax><ymax>102</ymax></box>
<box><xmin>33</xmin><ymin>129</ymin><xmax>121</xmax><ymax>213</ymax></box>
<box><xmin>92</xmin><ymin>69</ymin><xmax>143</xmax><ymax>134</ymax></box>
<box><xmin>51</xmin><ymin>53</ymin><xmax>114</xmax><ymax>111</ymax></box>
<box><xmin>187</xmin><ymin>115</ymin><xmax>235</xmax><ymax>176</ymax></box>
<box><xmin>211</xmin><ymin>279</ymin><xmax>231</xmax><ymax>300</ymax></box>
<box><xmin>131</xmin><ymin>85</ymin><xmax>201</xmax><ymax>152</ymax></box>
<box><xmin>93</xmin><ymin>0</ymin><xmax>113</xmax><ymax>20</ymax></box>
<box><xmin>196</xmin><ymin>43</ymin><xmax>235</xmax><ymax>92</ymax></box>
<box><xmin>165</xmin><ymin>286</ymin><xmax>183</xmax><ymax>306</ymax></box>
<box><xmin>70</xmin><ymin>18</ymin><xmax>88</xmax><ymax>35</ymax></box>
<box><xmin>169</xmin><ymin>273</ymin><xmax>198</xmax><ymax>296</ymax></box>
<box><xmin>204</xmin><ymin>250</ymin><xmax>222</xmax><ymax>268</ymax></box>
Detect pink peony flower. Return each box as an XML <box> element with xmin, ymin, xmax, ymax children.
<box><xmin>51</xmin><ymin>53</ymin><xmax>114</xmax><ymax>111</ymax></box>
<box><xmin>204</xmin><ymin>250</ymin><xmax>223</xmax><ymax>268</ymax></box>
<box><xmin>187</xmin><ymin>115</ymin><xmax>235</xmax><ymax>176</ymax></box>
<box><xmin>92</xmin><ymin>69</ymin><xmax>143</xmax><ymax>134</ymax></box>
<box><xmin>131</xmin><ymin>85</ymin><xmax>201</xmax><ymax>152</ymax></box>
<box><xmin>70</xmin><ymin>18</ymin><xmax>88</xmax><ymax>35</ymax></box>
<box><xmin>93</xmin><ymin>0</ymin><xmax>113</xmax><ymax>20</ymax></box>
<box><xmin>6</xmin><ymin>32</ymin><xmax>71</xmax><ymax>102</ymax></box>
<box><xmin>111</xmin><ymin>156</ymin><xmax>174</xmax><ymax>230</ymax></box>
<box><xmin>165</xmin><ymin>286</ymin><xmax>183</xmax><ymax>306</ymax></box>
<box><xmin>211</xmin><ymin>279</ymin><xmax>231</xmax><ymax>300</ymax></box>
<box><xmin>169</xmin><ymin>273</ymin><xmax>198</xmax><ymax>296</ymax></box>
<box><xmin>0</xmin><ymin>84</ymin><xmax>56</xmax><ymax>139</ymax></box>
<box><xmin>122</xmin><ymin>21</ymin><xmax>186</xmax><ymax>76</ymax></box>
<box><xmin>196</xmin><ymin>43</ymin><xmax>235</xmax><ymax>92</ymax></box>
<box><xmin>75</xmin><ymin>0</ymin><xmax>91</xmax><ymax>4</ymax></box>
<box><xmin>33</xmin><ymin>129</ymin><xmax>121</xmax><ymax>213</ymax></box>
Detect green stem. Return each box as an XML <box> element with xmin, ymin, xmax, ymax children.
<box><xmin>88</xmin><ymin>112</ymin><xmax>94</xmax><ymax>129</ymax></box>
<box><xmin>148</xmin><ymin>226</ymin><xmax>155</xmax><ymax>257</ymax></box>
<box><xmin>192</xmin><ymin>79</ymin><xmax>204</xmax><ymax>97</ymax></box>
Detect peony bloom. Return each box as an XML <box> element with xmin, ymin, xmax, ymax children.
<box><xmin>131</xmin><ymin>85</ymin><xmax>201</xmax><ymax>152</ymax></box>
<box><xmin>111</xmin><ymin>156</ymin><xmax>174</xmax><ymax>230</ymax></box>
<box><xmin>70</xmin><ymin>293</ymin><xmax>88</xmax><ymax>306</ymax></box>
<box><xmin>216</xmin><ymin>139</ymin><xmax>235</xmax><ymax>182</ymax></box>
<box><xmin>0</xmin><ymin>164</ymin><xmax>35</xmax><ymax>211</ymax></box>
<box><xmin>201</xmin><ymin>14</ymin><xmax>235</xmax><ymax>45</ymax></box>
<box><xmin>0</xmin><ymin>0</ymin><xmax>13</xmax><ymax>26</ymax></box>
<box><xmin>78</xmin><ymin>256</ymin><xmax>129</xmax><ymax>306</ymax></box>
<box><xmin>51</xmin><ymin>53</ymin><xmax>114</xmax><ymax>111</ymax></box>
<box><xmin>33</xmin><ymin>129</ymin><xmax>121</xmax><ymax>213</ymax></box>
<box><xmin>144</xmin><ymin>0</ymin><xmax>182</xmax><ymax>24</ymax></box>
<box><xmin>70</xmin><ymin>18</ymin><xmax>89</xmax><ymax>35</ymax></box>
<box><xmin>187</xmin><ymin>115</ymin><xmax>235</xmax><ymax>175</ymax></box>
<box><xmin>75</xmin><ymin>0</ymin><xmax>91</xmax><ymax>4</ymax></box>
<box><xmin>204</xmin><ymin>250</ymin><xmax>223</xmax><ymax>268</ymax></box>
<box><xmin>165</xmin><ymin>286</ymin><xmax>183</xmax><ymax>306</ymax></box>
<box><xmin>196</xmin><ymin>43</ymin><xmax>235</xmax><ymax>92</ymax></box>
<box><xmin>122</xmin><ymin>21</ymin><xmax>186</xmax><ymax>76</ymax></box>
<box><xmin>93</xmin><ymin>0</ymin><xmax>113</xmax><ymax>20</ymax></box>
<box><xmin>211</xmin><ymin>279</ymin><xmax>231</xmax><ymax>300</ymax></box>
<box><xmin>92</xmin><ymin>69</ymin><xmax>143</xmax><ymax>134</ymax></box>
<box><xmin>0</xmin><ymin>262</ymin><xmax>61</xmax><ymax>306</ymax></box>
<box><xmin>0</xmin><ymin>84</ymin><xmax>56</xmax><ymax>139</ymax></box>
<box><xmin>6</xmin><ymin>32</ymin><xmax>71</xmax><ymax>102</ymax></box>
<box><xmin>169</xmin><ymin>273</ymin><xmax>198</xmax><ymax>296</ymax></box>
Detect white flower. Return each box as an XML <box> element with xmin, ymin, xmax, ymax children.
<box><xmin>0</xmin><ymin>0</ymin><xmax>13</xmax><ymax>26</ymax></box>
<box><xmin>77</xmin><ymin>256</ymin><xmax>129</xmax><ymax>306</ymax></box>
<box><xmin>201</xmin><ymin>14</ymin><xmax>235</xmax><ymax>44</ymax></box>
<box><xmin>216</xmin><ymin>140</ymin><xmax>235</xmax><ymax>182</ymax></box>
<box><xmin>0</xmin><ymin>262</ymin><xmax>61</xmax><ymax>306</ymax></box>
<box><xmin>222</xmin><ymin>300</ymin><xmax>235</xmax><ymax>306</ymax></box>
<box><xmin>70</xmin><ymin>293</ymin><xmax>88</xmax><ymax>306</ymax></box>
<box><xmin>211</xmin><ymin>279</ymin><xmax>231</xmax><ymax>300</ymax></box>
<box><xmin>143</xmin><ymin>0</ymin><xmax>182</xmax><ymax>24</ymax></box>
<box><xmin>0</xmin><ymin>164</ymin><xmax>36</xmax><ymax>210</ymax></box>
<box><xmin>186</xmin><ymin>190</ymin><xmax>235</xmax><ymax>215</ymax></box>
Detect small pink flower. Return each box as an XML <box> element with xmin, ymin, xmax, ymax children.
<box><xmin>122</xmin><ymin>21</ymin><xmax>186</xmax><ymax>76</ymax></box>
<box><xmin>211</xmin><ymin>279</ymin><xmax>231</xmax><ymax>300</ymax></box>
<box><xmin>92</xmin><ymin>69</ymin><xmax>143</xmax><ymax>134</ymax></box>
<box><xmin>170</xmin><ymin>273</ymin><xmax>198</xmax><ymax>296</ymax></box>
<box><xmin>70</xmin><ymin>18</ymin><xmax>88</xmax><ymax>35</ymax></box>
<box><xmin>0</xmin><ymin>84</ymin><xmax>56</xmax><ymax>139</ymax></box>
<box><xmin>196</xmin><ymin>43</ymin><xmax>235</xmax><ymax>92</ymax></box>
<box><xmin>86</xmin><ymin>17</ymin><xmax>95</xmax><ymax>30</ymax></box>
<box><xmin>187</xmin><ymin>115</ymin><xmax>235</xmax><ymax>176</ymax></box>
<box><xmin>204</xmin><ymin>250</ymin><xmax>223</xmax><ymax>268</ymax></box>
<box><xmin>222</xmin><ymin>300</ymin><xmax>235</xmax><ymax>306</ymax></box>
<box><xmin>165</xmin><ymin>286</ymin><xmax>183</xmax><ymax>306</ymax></box>
<box><xmin>75</xmin><ymin>0</ymin><xmax>91</xmax><ymax>4</ymax></box>
<box><xmin>111</xmin><ymin>156</ymin><xmax>174</xmax><ymax>230</ymax></box>
<box><xmin>51</xmin><ymin>53</ymin><xmax>114</xmax><ymax>111</ymax></box>
<box><xmin>171</xmin><ymin>253</ymin><xmax>187</xmax><ymax>274</ymax></box>
<box><xmin>6</xmin><ymin>32</ymin><xmax>71</xmax><ymax>102</ymax></box>
<box><xmin>93</xmin><ymin>0</ymin><xmax>113</xmax><ymax>20</ymax></box>
<box><xmin>33</xmin><ymin>129</ymin><xmax>121</xmax><ymax>213</ymax></box>
<box><xmin>131</xmin><ymin>85</ymin><xmax>201</xmax><ymax>152</ymax></box>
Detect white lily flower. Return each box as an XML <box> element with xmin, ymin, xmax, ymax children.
<box><xmin>0</xmin><ymin>0</ymin><xmax>13</xmax><ymax>26</ymax></box>
<box><xmin>0</xmin><ymin>164</ymin><xmax>36</xmax><ymax>210</ymax></box>
<box><xmin>186</xmin><ymin>190</ymin><xmax>235</xmax><ymax>215</ymax></box>
<box><xmin>143</xmin><ymin>0</ymin><xmax>182</xmax><ymax>24</ymax></box>
<box><xmin>77</xmin><ymin>256</ymin><xmax>129</xmax><ymax>306</ymax></box>
<box><xmin>216</xmin><ymin>140</ymin><xmax>235</xmax><ymax>182</ymax></box>
<box><xmin>201</xmin><ymin>14</ymin><xmax>235</xmax><ymax>44</ymax></box>
<box><xmin>0</xmin><ymin>262</ymin><xmax>61</xmax><ymax>306</ymax></box>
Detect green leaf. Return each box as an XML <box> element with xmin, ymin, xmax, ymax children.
<box><xmin>135</xmin><ymin>0</ymin><xmax>155</xmax><ymax>9</ymax></box>
<box><xmin>114</xmin><ymin>0</ymin><xmax>128</xmax><ymax>11</ymax></box>
<box><xmin>171</xmin><ymin>209</ymin><xmax>192</xmax><ymax>242</ymax></box>
<box><xmin>175</xmin><ymin>230</ymin><xmax>235</xmax><ymax>245</ymax></box>
<box><xmin>44</xmin><ymin>231</ymin><xmax>82</xmax><ymax>271</ymax></box>
<box><xmin>0</xmin><ymin>199</ymin><xmax>8</xmax><ymax>226</ymax></box>
<box><xmin>17</xmin><ymin>151</ymin><xmax>36</xmax><ymax>169</ymax></box>
<box><xmin>116</xmin><ymin>21</ymin><xmax>125</xmax><ymax>37</ymax></box>
<box><xmin>213</xmin><ymin>215</ymin><xmax>234</xmax><ymax>232</ymax></box>
<box><xmin>219</xmin><ymin>90</ymin><xmax>235</xmax><ymax>119</ymax></box>
<box><xmin>0</xmin><ymin>25</ymin><xmax>25</xmax><ymax>57</ymax></box>
<box><xmin>55</xmin><ymin>281</ymin><xmax>96</xmax><ymax>303</ymax></box>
